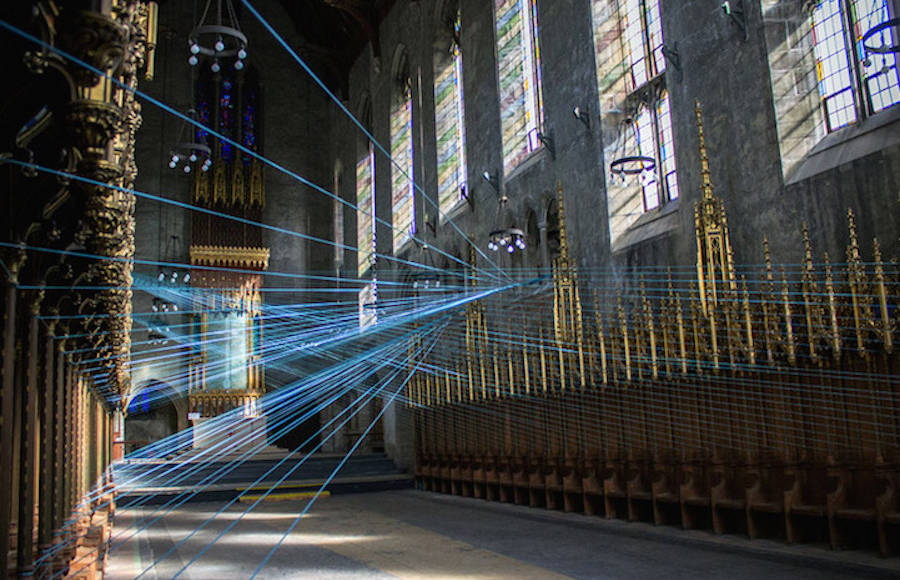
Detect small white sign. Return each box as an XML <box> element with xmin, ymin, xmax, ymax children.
<box><xmin>188</xmin><ymin>412</ymin><xmax>201</xmax><ymax>421</ymax></box>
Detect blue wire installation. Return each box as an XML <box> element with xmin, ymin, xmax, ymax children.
<box><xmin>42</xmin><ymin>323</ymin><xmax>425</xmax><ymax>571</ymax></box>
<box><xmin>246</xmin><ymin>326</ymin><xmax>443</xmax><ymax>579</ymax></box>
<box><xmin>152</xmin><ymin>323</ymin><xmax>445</xmax><ymax>579</ymax></box>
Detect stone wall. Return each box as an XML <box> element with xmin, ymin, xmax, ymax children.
<box><xmin>330</xmin><ymin>0</ymin><xmax>897</xmax><ymax>277</ymax></box>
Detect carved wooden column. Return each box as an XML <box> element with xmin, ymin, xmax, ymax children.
<box><xmin>38</xmin><ymin>322</ymin><xmax>57</xmax><ymax>558</ymax></box>
<box><xmin>16</xmin><ymin>295</ymin><xmax>42</xmax><ymax>576</ymax></box>
<box><xmin>63</xmin><ymin>367</ymin><xmax>75</xmax><ymax>528</ymax></box>
<box><xmin>52</xmin><ymin>340</ymin><xmax>67</xmax><ymax>534</ymax></box>
<box><xmin>0</xmin><ymin>267</ymin><xmax>19</xmax><ymax>577</ymax></box>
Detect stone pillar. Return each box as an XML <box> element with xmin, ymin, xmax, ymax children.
<box><xmin>538</xmin><ymin>218</ymin><xmax>550</xmax><ymax>272</ymax></box>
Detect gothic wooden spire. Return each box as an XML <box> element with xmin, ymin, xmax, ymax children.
<box><xmin>556</xmin><ymin>181</ymin><xmax>569</xmax><ymax>270</ymax></box>
<box><xmin>693</xmin><ymin>101</ymin><xmax>736</xmax><ymax>316</ymax></box>
<box><xmin>695</xmin><ymin>100</ymin><xmax>715</xmax><ymax>203</ymax></box>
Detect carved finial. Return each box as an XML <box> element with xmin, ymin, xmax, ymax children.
<box><xmin>468</xmin><ymin>238</ymin><xmax>477</xmax><ymax>287</ymax></box>
<box><xmin>801</xmin><ymin>223</ymin><xmax>814</xmax><ymax>277</ymax></box>
<box><xmin>763</xmin><ymin>236</ymin><xmax>773</xmax><ymax>282</ymax></box>
<box><xmin>847</xmin><ymin>208</ymin><xmax>860</xmax><ymax>262</ymax></box>
<box><xmin>694</xmin><ymin>100</ymin><xmax>714</xmax><ymax>202</ymax></box>
<box><xmin>557</xmin><ymin>181</ymin><xmax>569</xmax><ymax>264</ymax></box>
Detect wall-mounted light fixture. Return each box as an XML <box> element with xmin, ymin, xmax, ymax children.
<box><xmin>573</xmin><ymin>106</ymin><xmax>591</xmax><ymax>129</ymax></box>
<box><xmin>482</xmin><ymin>170</ymin><xmax>500</xmax><ymax>195</ymax></box>
<box><xmin>721</xmin><ymin>1</ymin><xmax>748</xmax><ymax>41</ymax></box>
<box><xmin>661</xmin><ymin>43</ymin><xmax>681</xmax><ymax>72</ymax></box>
<box><xmin>460</xmin><ymin>183</ymin><xmax>475</xmax><ymax>210</ymax></box>
<box><xmin>537</xmin><ymin>132</ymin><xmax>555</xmax><ymax>159</ymax></box>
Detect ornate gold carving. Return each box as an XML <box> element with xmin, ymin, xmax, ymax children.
<box><xmin>189</xmin><ymin>245</ymin><xmax>271</xmax><ymax>270</ymax></box>
<box><xmin>232</xmin><ymin>162</ymin><xmax>245</xmax><ymax>206</ymax></box>
<box><xmin>873</xmin><ymin>239</ymin><xmax>893</xmax><ymax>354</ymax></box>
<box><xmin>693</xmin><ymin>101</ymin><xmax>736</xmax><ymax>317</ymax></box>
<box><xmin>250</xmin><ymin>159</ymin><xmax>265</xmax><ymax>208</ymax></box>
<box><xmin>57</xmin><ymin>9</ymin><xmax>128</xmax><ymax>87</ymax></box>
<box><xmin>213</xmin><ymin>162</ymin><xmax>227</xmax><ymax>205</ymax></box>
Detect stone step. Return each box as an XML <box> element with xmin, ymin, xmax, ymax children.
<box><xmin>114</xmin><ymin>453</ymin><xmax>410</xmax><ymax>504</ymax></box>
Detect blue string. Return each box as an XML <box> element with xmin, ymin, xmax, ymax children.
<box><xmin>0</xmin><ymin>158</ymin><xmax>481</xmax><ymax>285</ymax></box>
<box><xmin>0</xmin><ymin>19</ymin><xmax>502</xmax><ymax>283</ymax></box>
<box><xmin>239</xmin><ymin>0</ymin><xmax>511</xmax><ymax>282</ymax></box>
<box><xmin>247</xmin><ymin>325</ymin><xmax>443</xmax><ymax>578</ymax></box>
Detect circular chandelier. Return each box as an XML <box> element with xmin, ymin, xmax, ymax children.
<box><xmin>168</xmin><ymin>109</ymin><xmax>212</xmax><ymax>174</ymax></box>
<box><xmin>148</xmin><ymin>298</ymin><xmax>175</xmax><ymax>345</ymax></box>
<box><xmin>151</xmin><ymin>296</ymin><xmax>179</xmax><ymax>313</ymax></box>
<box><xmin>157</xmin><ymin>268</ymin><xmax>191</xmax><ymax>285</ymax></box>
<box><xmin>412</xmin><ymin>272</ymin><xmax>442</xmax><ymax>289</ymax></box>
<box><xmin>608</xmin><ymin>93</ymin><xmax>659</xmax><ymax>185</ymax></box>
<box><xmin>609</xmin><ymin>155</ymin><xmax>656</xmax><ymax>181</ymax></box>
<box><xmin>188</xmin><ymin>0</ymin><xmax>248</xmax><ymax>72</ymax></box>
<box><xmin>488</xmin><ymin>228</ymin><xmax>526</xmax><ymax>253</ymax></box>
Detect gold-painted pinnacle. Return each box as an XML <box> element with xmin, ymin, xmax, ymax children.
<box><xmin>694</xmin><ymin>101</ymin><xmax>714</xmax><ymax>201</ymax></box>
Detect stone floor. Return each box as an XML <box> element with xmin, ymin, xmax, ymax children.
<box><xmin>106</xmin><ymin>490</ymin><xmax>899</xmax><ymax>579</ymax></box>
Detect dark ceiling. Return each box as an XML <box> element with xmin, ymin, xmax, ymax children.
<box><xmin>275</xmin><ymin>0</ymin><xmax>396</xmax><ymax>98</ymax></box>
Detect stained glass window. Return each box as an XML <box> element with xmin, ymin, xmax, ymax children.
<box><xmin>359</xmin><ymin>281</ymin><xmax>377</xmax><ymax>329</ymax></box>
<box><xmin>631</xmin><ymin>91</ymin><xmax>678</xmax><ymax>212</ymax></box>
<box><xmin>812</xmin><ymin>1</ymin><xmax>858</xmax><ymax>129</ymax></box>
<box><xmin>495</xmin><ymin>0</ymin><xmax>544</xmax><ymax>174</ymax></box>
<box><xmin>241</xmin><ymin>81</ymin><xmax>258</xmax><ymax>165</ymax></box>
<box><xmin>593</xmin><ymin>0</ymin><xmax>676</xmax><ymax>213</ymax></box>
<box><xmin>356</xmin><ymin>143</ymin><xmax>375</xmax><ymax>277</ymax></box>
<box><xmin>220</xmin><ymin>76</ymin><xmax>235</xmax><ymax>162</ymax></box>
<box><xmin>334</xmin><ymin>169</ymin><xmax>344</xmax><ymax>271</ymax></box>
<box><xmin>635</xmin><ymin>105</ymin><xmax>659</xmax><ymax>211</ymax></box>
<box><xmin>811</xmin><ymin>0</ymin><xmax>899</xmax><ymax>132</ymax></box>
<box><xmin>657</xmin><ymin>93</ymin><xmax>678</xmax><ymax>202</ymax></box>
<box><xmin>855</xmin><ymin>1</ymin><xmax>900</xmax><ymax>112</ymax></box>
<box><xmin>622</xmin><ymin>0</ymin><xmax>665</xmax><ymax>92</ymax></box>
<box><xmin>435</xmin><ymin>14</ymin><xmax>468</xmax><ymax>219</ymax></box>
<box><xmin>391</xmin><ymin>90</ymin><xmax>415</xmax><ymax>253</ymax></box>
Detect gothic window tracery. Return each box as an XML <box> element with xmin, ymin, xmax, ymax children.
<box><xmin>495</xmin><ymin>0</ymin><xmax>544</xmax><ymax>174</ymax></box>
<box><xmin>435</xmin><ymin>5</ymin><xmax>468</xmax><ymax>219</ymax></box>
<box><xmin>810</xmin><ymin>0</ymin><xmax>899</xmax><ymax>132</ymax></box>
<box><xmin>192</xmin><ymin>64</ymin><xmax>263</xmax><ymax>209</ymax></box>
<box><xmin>391</xmin><ymin>49</ymin><xmax>415</xmax><ymax>253</ymax></box>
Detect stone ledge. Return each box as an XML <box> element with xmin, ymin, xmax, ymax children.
<box><xmin>789</xmin><ymin>105</ymin><xmax>900</xmax><ymax>184</ymax></box>
<box><xmin>611</xmin><ymin>200</ymin><xmax>680</xmax><ymax>254</ymax></box>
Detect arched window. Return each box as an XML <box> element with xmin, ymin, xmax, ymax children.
<box><xmin>356</xmin><ymin>98</ymin><xmax>377</xmax><ymax>328</ymax></box>
<box><xmin>333</xmin><ymin>162</ymin><xmax>344</xmax><ymax>275</ymax></box>
<box><xmin>391</xmin><ymin>48</ymin><xmax>415</xmax><ymax>253</ymax></box>
<box><xmin>356</xmin><ymin>98</ymin><xmax>375</xmax><ymax>279</ymax></box>
<box><xmin>621</xmin><ymin>0</ymin><xmax>665</xmax><ymax>91</ymax></box>
<box><xmin>193</xmin><ymin>65</ymin><xmax>263</xmax><ymax>212</ymax></box>
<box><xmin>435</xmin><ymin>2</ymin><xmax>468</xmax><ymax>219</ymax></box>
<box><xmin>633</xmin><ymin>91</ymin><xmax>677</xmax><ymax>211</ymax></box>
<box><xmin>591</xmin><ymin>1</ymin><xmax>678</xmax><ymax>247</ymax></box>
<box><xmin>495</xmin><ymin>0</ymin><xmax>544</xmax><ymax>174</ymax></box>
<box><xmin>810</xmin><ymin>0</ymin><xmax>898</xmax><ymax>132</ymax></box>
